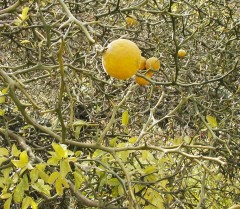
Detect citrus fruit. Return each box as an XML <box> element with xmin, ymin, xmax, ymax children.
<box><xmin>135</xmin><ymin>72</ymin><xmax>152</xmax><ymax>86</ymax></box>
<box><xmin>177</xmin><ymin>49</ymin><xmax>187</xmax><ymax>58</ymax></box>
<box><xmin>139</xmin><ymin>56</ymin><xmax>146</xmax><ymax>70</ymax></box>
<box><xmin>126</xmin><ymin>15</ymin><xmax>138</xmax><ymax>26</ymax></box>
<box><xmin>146</xmin><ymin>57</ymin><xmax>160</xmax><ymax>71</ymax></box>
<box><xmin>102</xmin><ymin>39</ymin><xmax>141</xmax><ymax>80</ymax></box>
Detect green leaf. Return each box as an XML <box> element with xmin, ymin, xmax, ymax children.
<box><xmin>3</xmin><ymin>196</ymin><xmax>12</xmax><ymax>209</ymax></box>
<box><xmin>11</xmin><ymin>144</ymin><xmax>21</xmax><ymax>157</ymax></box>
<box><xmin>48</xmin><ymin>172</ymin><xmax>60</xmax><ymax>184</ymax></box>
<box><xmin>122</xmin><ymin>110</ymin><xmax>129</xmax><ymax>126</ymax></box>
<box><xmin>206</xmin><ymin>115</ymin><xmax>218</xmax><ymax>128</ymax></box>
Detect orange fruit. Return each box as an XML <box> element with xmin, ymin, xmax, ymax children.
<box><xmin>135</xmin><ymin>72</ymin><xmax>152</xmax><ymax>86</ymax></box>
<box><xmin>102</xmin><ymin>39</ymin><xmax>141</xmax><ymax>80</ymax></box>
<box><xmin>126</xmin><ymin>15</ymin><xmax>138</xmax><ymax>26</ymax></box>
<box><xmin>145</xmin><ymin>57</ymin><xmax>160</xmax><ymax>71</ymax></box>
<box><xmin>139</xmin><ymin>56</ymin><xmax>146</xmax><ymax>70</ymax></box>
<box><xmin>177</xmin><ymin>49</ymin><xmax>187</xmax><ymax>58</ymax></box>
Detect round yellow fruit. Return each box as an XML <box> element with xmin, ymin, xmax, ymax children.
<box><xmin>177</xmin><ymin>49</ymin><xmax>187</xmax><ymax>58</ymax></box>
<box><xmin>126</xmin><ymin>15</ymin><xmax>138</xmax><ymax>26</ymax></box>
<box><xmin>102</xmin><ymin>39</ymin><xmax>141</xmax><ymax>80</ymax></box>
<box><xmin>146</xmin><ymin>57</ymin><xmax>160</xmax><ymax>71</ymax></box>
<box><xmin>135</xmin><ymin>72</ymin><xmax>152</xmax><ymax>86</ymax></box>
<box><xmin>139</xmin><ymin>56</ymin><xmax>146</xmax><ymax>70</ymax></box>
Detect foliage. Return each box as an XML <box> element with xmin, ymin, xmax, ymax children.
<box><xmin>0</xmin><ymin>0</ymin><xmax>239</xmax><ymax>209</ymax></box>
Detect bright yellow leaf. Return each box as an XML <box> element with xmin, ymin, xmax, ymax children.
<box><xmin>122</xmin><ymin>110</ymin><xmax>129</xmax><ymax>126</ymax></box>
<box><xmin>0</xmin><ymin>148</ymin><xmax>9</xmax><ymax>156</ymax></box>
<box><xmin>206</xmin><ymin>115</ymin><xmax>218</xmax><ymax>128</ymax></box>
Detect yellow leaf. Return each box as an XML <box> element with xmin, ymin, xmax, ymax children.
<box><xmin>11</xmin><ymin>160</ymin><xmax>27</xmax><ymax>168</ymax></box>
<box><xmin>13</xmin><ymin>181</ymin><xmax>24</xmax><ymax>203</ymax></box>
<box><xmin>60</xmin><ymin>160</ymin><xmax>72</xmax><ymax>177</ymax></box>
<box><xmin>37</xmin><ymin>169</ymin><xmax>49</xmax><ymax>182</ymax></box>
<box><xmin>1</xmin><ymin>88</ymin><xmax>8</xmax><ymax>94</ymax></box>
<box><xmin>11</xmin><ymin>144</ymin><xmax>21</xmax><ymax>157</ymax></box>
<box><xmin>206</xmin><ymin>115</ymin><xmax>218</xmax><ymax>128</ymax></box>
<box><xmin>30</xmin><ymin>198</ymin><xmax>38</xmax><ymax>209</ymax></box>
<box><xmin>60</xmin><ymin>177</ymin><xmax>69</xmax><ymax>188</ymax></box>
<box><xmin>0</xmin><ymin>148</ymin><xmax>9</xmax><ymax>156</ymax></box>
<box><xmin>171</xmin><ymin>3</ymin><xmax>178</xmax><ymax>12</ymax></box>
<box><xmin>144</xmin><ymin>166</ymin><xmax>157</xmax><ymax>174</ymax></box>
<box><xmin>0</xmin><ymin>193</ymin><xmax>12</xmax><ymax>200</ymax></box>
<box><xmin>142</xmin><ymin>150</ymin><xmax>148</xmax><ymax>161</ymax></box>
<box><xmin>21</xmin><ymin>7</ymin><xmax>29</xmax><ymax>20</ymax></box>
<box><xmin>128</xmin><ymin>137</ymin><xmax>137</xmax><ymax>144</ymax></box>
<box><xmin>109</xmin><ymin>137</ymin><xmax>118</xmax><ymax>147</ymax></box>
<box><xmin>20</xmin><ymin>150</ymin><xmax>29</xmax><ymax>164</ymax></box>
<box><xmin>47</xmin><ymin>156</ymin><xmax>60</xmax><ymax>165</ymax></box>
<box><xmin>74</xmin><ymin>171</ymin><xmax>83</xmax><ymax>191</ymax></box>
<box><xmin>52</xmin><ymin>143</ymin><xmax>67</xmax><ymax>159</ymax></box>
<box><xmin>20</xmin><ymin>40</ymin><xmax>31</xmax><ymax>44</ymax></box>
<box><xmin>0</xmin><ymin>109</ymin><xmax>5</xmax><ymax>116</ymax></box>
<box><xmin>122</xmin><ymin>110</ymin><xmax>129</xmax><ymax>126</ymax></box>
<box><xmin>3</xmin><ymin>196</ymin><xmax>12</xmax><ymax>209</ymax></box>
<box><xmin>48</xmin><ymin>171</ymin><xmax>60</xmax><ymax>184</ymax></box>
<box><xmin>22</xmin><ymin>196</ymin><xmax>31</xmax><ymax>209</ymax></box>
<box><xmin>15</xmin><ymin>7</ymin><xmax>29</xmax><ymax>26</ymax></box>
<box><xmin>30</xmin><ymin>169</ymin><xmax>38</xmax><ymax>183</ymax></box>
<box><xmin>22</xmin><ymin>174</ymin><xmax>29</xmax><ymax>191</ymax></box>
<box><xmin>55</xmin><ymin>178</ymin><xmax>63</xmax><ymax>196</ymax></box>
<box><xmin>0</xmin><ymin>96</ymin><xmax>5</xmax><ymax>104</ymax></box>
<box><xmin>32</xmin><ymin>179</ymin><xmax>51</xmax><ymax>197</ymax></box>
